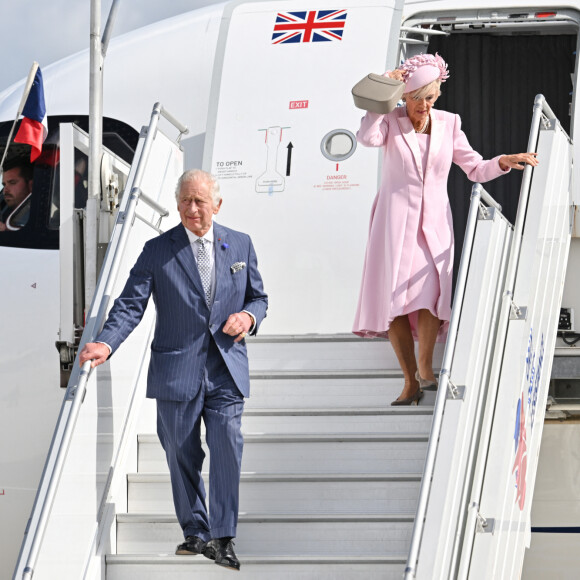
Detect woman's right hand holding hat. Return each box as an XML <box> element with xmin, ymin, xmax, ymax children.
<box><xmin>386</xmin><ymin>69</ymin><xmax>405</xmax><ymax>82</ymax></box>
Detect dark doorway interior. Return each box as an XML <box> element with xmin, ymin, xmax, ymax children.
<box><xmin>427</xmin><ymin>33</ymin><xmax>576</xmax><ymax>284</ymax></box>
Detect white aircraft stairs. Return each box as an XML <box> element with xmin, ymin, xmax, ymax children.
<box><xmin>12</xmin><ymin>95</ymin><xmax>572</xmax><ymax>580</ymax></box>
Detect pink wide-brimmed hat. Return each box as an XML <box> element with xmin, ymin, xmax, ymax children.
<box><xmin>400</xmin><ymin>53</ymin><xmax>449</xmax><ymax>94</ymax></box>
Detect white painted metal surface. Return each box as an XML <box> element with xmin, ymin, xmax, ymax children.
<box><xmin>465</xmin><ymin>112</ymin><xmax>572</xmax><ymax>579</ymax></box>
<box><xmin>204</xmin><ymin>0</ymin><xmax>404</xmax><ymax>334</ymax></box>
<box><xmin>14</xmin><ymin>122</ymin><xmax>183</xmax><ymax>580</ymax></box>
<box><xmin>413</xmin><ymin>195</ymin><xmax>513</xmax><ymax>579</ymax></box>
<box><xmin>0</xmin><ymin>247</ymin><xmax>62</xmax><ymax>579</ymax></box>
<box><xmin>58</xmin><ymin>124</ymin><xmax>77</xmax><ymax>346</ymax></box>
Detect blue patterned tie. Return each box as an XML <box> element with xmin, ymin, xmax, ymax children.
<box><xmin>197</xmin><ymin>238</ymin><xmax>211</xmax><ymax>305</ymax></box>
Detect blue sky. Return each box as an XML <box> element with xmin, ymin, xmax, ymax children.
<box><xmin>0</xmin><ymin>0</ymin><xmax>221</xmax><ymax>92</ymax></box>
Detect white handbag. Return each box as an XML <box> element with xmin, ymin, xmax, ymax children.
<box><xmin>351</xmin><ymin>73</ymin><xmax>405</xmax><ymax>114</ymax></box>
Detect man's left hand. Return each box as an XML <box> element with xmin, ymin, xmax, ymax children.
<box><xmin>223</xmin><ymin>312</ymin><xmax>252</xmax><ymax>342</ymax></box>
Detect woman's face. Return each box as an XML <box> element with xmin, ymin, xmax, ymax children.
<box><xmin>405</xmin><ymin>88</ymin><xmax>439</xmax><ymax>125</ymax></box>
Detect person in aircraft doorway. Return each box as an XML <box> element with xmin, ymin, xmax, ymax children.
<box><xmin>352</xmin><ymin>53</ymin><xmax>538</xmax><ymax>405</ymax></box>
<box><xmin>0</xmin><ymin>157</ymin><xmax>33</xmax><ymax>231</ymax></box>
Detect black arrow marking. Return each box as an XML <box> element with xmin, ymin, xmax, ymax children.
<box><xmin>286</xmin><ymin>142</ymin><xmax>294</xmax><ymax>176</ymax></box>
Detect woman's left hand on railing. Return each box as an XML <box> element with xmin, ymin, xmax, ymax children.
<box><xmin>499</xmin><ymin>152</ymin><xmax>539</xmax><ymax>171</ymax></box>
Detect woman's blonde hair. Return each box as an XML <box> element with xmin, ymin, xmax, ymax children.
<box><xmin>404</xmin><ymin>79</ymin><xmax>441</xmax><ymax>101</ymax></box>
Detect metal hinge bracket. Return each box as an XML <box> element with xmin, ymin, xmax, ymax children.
<box><xmin>509</xmin><ymin>302</ymin><xmax>527</xmax><ymax>321</ymax></box>
<box><xmin>446</xmin><ymin>380</ymin><xmax>466</xmax><ymax>400</ymax></box>
<box><xmin>476</xmin><ymin>513</ymin><xmax>496</xmax><ymax>534</ymax></box>
<box><xmin>478</xmin><ymin>205</ymin><xmax>496</xmax><ymax>221</ymax></box>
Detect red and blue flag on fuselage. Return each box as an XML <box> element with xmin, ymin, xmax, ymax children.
<box><xmin>14</xmin><ymin>67</ymin><xmax>47</xmax><ymax>162</ymax></box>
<box><xmin>272</xmin><ymin>10</ymin><xmax>347</xmax><ymax>44</ymax></box>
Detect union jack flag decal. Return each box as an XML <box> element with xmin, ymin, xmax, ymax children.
<box><xmin>272</xmin><ymin>10</ymin><xmax>347</xmax><ymax>44</ymax></box>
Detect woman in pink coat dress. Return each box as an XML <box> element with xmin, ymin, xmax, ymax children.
<box><xmin>352</xmin><ymin>54</ymin><xmax>538</xmax><ymax>405</ymax></box>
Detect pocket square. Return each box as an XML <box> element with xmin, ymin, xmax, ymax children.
<box><xmin>231</xmin><ymin>262</ymin><xmax>246</xmax><ymax>274</ymax></box>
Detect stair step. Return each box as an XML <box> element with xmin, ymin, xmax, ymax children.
<box><xmin>106</xmin><ymin>554</ymin><xmax>406</xmax><ymax>580</ymax></box>
<box><xmin>244</xmin><ymin>407</ymin><xmax>432</xmax><ymax>415</ymax></box>
<box><xmin>246</xmin><ymin>375</ymin><xmax>436</xmax><ymax>408</ymax></box>
<box><xmin>127</xmin><ymin>472</ymin><xmax>422</xmax><ymax>514</ymax></box>
<box><xmin>246</xmin><ymin>334</ymin><xmax>444</xmax><ymax>372</ymax></box>
<box><xmin>106</xmin><ymin>334</ymin><xmax>436</xmax><ymax>576</ymax></box>
<box><xmin>211</xmin><ymin>407</ymin><xmax>433</xmax><ymax>434</ymax></box>
<box><xmin>115</xmin><ymin>513</ymin><xmax>414</xmax><ymax>555</ymax></box>
<box><xmin>250</xmin><ymin>369</ymin><xmax>403</xmax><ymax>379</ymax></box>
<box><xmin>137</xmin><ymin>433</ymin><xmax>429</xmax><ymax>474</ymax></box>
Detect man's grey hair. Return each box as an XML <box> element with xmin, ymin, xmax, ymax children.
<box><xmin>175</xmin><ymin>169</ymin><xmax>221</xmax><ymax>205</ymax></box>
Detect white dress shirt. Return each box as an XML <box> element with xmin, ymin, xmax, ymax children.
<box><xmin>185</xmin><ymin>223</ymin><xmax>255</xmax><ymax>332</ymax></box>
<box><xmin>184</xmin><ymin>223</ymin><xmax>217</xmax><ymax>305</ymax></box>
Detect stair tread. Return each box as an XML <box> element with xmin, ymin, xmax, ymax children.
<box><xmin>107</xmin><ymin>553</ymin><xmax>407</xmax><ymax>563</ymax></box>
<box><xmin>117</xmin><ymin>513</ymin><xmax>416</xmax><ymax>523</ymax></box>
<box><xmin>249</xmin><ymin>334</ymin><xmax>383</xmax><ymax>343</ymax></box>
<box><xmin>128</xmin><ymin>472</ymin><xmax>423</xmax><ymax>482</ymax></box>
<box><xmin>250</xmin><ymin>369</ymin><xmax>403</xmax><ymax>378</ymax></box>
<box><xmin>138</xmin><ymin>432</ymin><xmax>429</xmax><ymax>442</ymax></box>
<box><xmin>242</xmin><ymin>407</ymin><xmax>433</xmax><ymax>415</ymax></box>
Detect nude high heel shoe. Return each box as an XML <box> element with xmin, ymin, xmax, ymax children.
<box><xmin>415</xmin><ymin>370</ymin><xmax>438</xmax><ymax>391</ymax></box>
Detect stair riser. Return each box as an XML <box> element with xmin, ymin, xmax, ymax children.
<box><xmin>138</xmin><ymin>441</ymin><xmax>428</xmax><ymax>474</ymax></box>
<box><xmin>240</xmin><ymin>414</ymin><xmax>432</xmax><ymax>434</ymax></box>
<box><xmin>248</xmin><ymin>339</ymin><xmax>397</xmax><ymax>371</ymax></box>
<box><xmin>107</xmin><ymin>556</ymin><xmax>405</xmax><ymax>580</ymax></box>
<box><xmin>128</xmin><ymin>479</ymin><xmax>422</xmax><ymax>514</ymax></box>
<box><xmin>247</xmin><ymin>378</ymin><xmax>403</xmax><ymax>408</ymax></box>
<box><xmin>116</xmin><ymin>520</ymin><xmax>413</xmax><ymax>555</ymax></box>
<box><xmin>106</xmin><ymin>560</ymin><xmax>406</xmax><ymax>580</ymax></box>
<box><xmin>247</xmin><ymin>338</ymin><xmax>445</xmax><ymax>372</ymax></box>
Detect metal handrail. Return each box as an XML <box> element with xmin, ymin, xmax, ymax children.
<box><xmin>404</xmin><ymin>94</ymin><xmax>551</xmax><ymax>579</ymax></box>
<box><xmin>17</xmin><ymin>102</ymin><xmax>185</xmax><ymax>580</ymax></box>
<box><xmin>455</xmin><ymin>94</ymin><xmax>555</xmax><ymax>580</ymax></box>
<box><xmin>403</xmin><ymin>183</ymin><xmax>496</xmax><ymax>579</ymax></box>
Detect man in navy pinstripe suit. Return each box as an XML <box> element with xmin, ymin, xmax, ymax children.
<box><xmin>79</xmin><ymin>169</ymin><xmax>268</xmax><ymax>571</ymax></box>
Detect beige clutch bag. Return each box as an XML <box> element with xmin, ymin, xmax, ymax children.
<box><xmin>352</xmin><ymin>73</ymin><xmax>405</xmax><ymax>114</ymax></box>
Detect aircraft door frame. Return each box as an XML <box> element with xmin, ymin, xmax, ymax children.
<box><xmin>58</xmin><ymin>123</ymin><xmax>130</xmax><ymax>386</ymax></box>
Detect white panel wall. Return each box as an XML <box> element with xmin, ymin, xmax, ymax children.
<box><xmin>205</xmin><ymin>0</ymin><xmax>404</xmax><ymax>334</ymax></box>
<box><xmin>467</xmin><ymin>121</ymin><xmax>572</xmax><ymax>579</ymax></box>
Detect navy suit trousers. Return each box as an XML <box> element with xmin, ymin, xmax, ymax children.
<box><xmin>156</xmin><ymin>337</ymin><xmax>244</xmax><ymax>541</ymax></box>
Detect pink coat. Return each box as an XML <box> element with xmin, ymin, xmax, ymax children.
<box><xmin>353</xmin><ymin>107</ymin><xmax>508</xmax><ymax>340</ymax></box>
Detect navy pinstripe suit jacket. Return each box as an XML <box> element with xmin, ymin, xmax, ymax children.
<box><xmin>97</xmin><ymin>222</ymin><xmax>268</xmax><ymax>401</ymax></box>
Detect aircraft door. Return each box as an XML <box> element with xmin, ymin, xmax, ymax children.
<box><xmin>57</xmin><ymin>123</ymin><xmax>130</xmax><ymax>386</ymax></box>
<box><xmin>204</xmin><ymin>0</ymin><xmax>405</xmax><ymax>334</ymax></box>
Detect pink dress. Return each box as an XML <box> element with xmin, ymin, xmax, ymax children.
<box><xmin>352</xmin><ymin>107</ymin><xmax>508</xmax><ymax>341</ymax></box>
<box><xmin>400</xmin><ymin>134</ymin><xmax>441</xmax><ymax>334</ymax></box>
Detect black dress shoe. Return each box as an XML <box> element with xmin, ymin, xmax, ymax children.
<box><xmin>203</xmin><ymin>537</ymin><xmax>241</xmax><ymax>571</ymax></box>
<box><xmin>175</xmin><ymin>535</ymin><xmax>206</xmax><ymax>555</ymax></box>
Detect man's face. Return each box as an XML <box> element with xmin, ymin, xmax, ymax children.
<box><xmin>2</xmin><ymin>168</ymin><xmax>32</xmax><ymax>209</ymax></box>
<box><xmin>177</xmin><ymin>177</ymin><xmax>222</xmax><ymax>237</ymax></box>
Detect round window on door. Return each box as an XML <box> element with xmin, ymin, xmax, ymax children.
<box><xmin>320</xmin><ymin>129</ymin><xmax>357</xmax><ymax>162</ymax></box>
